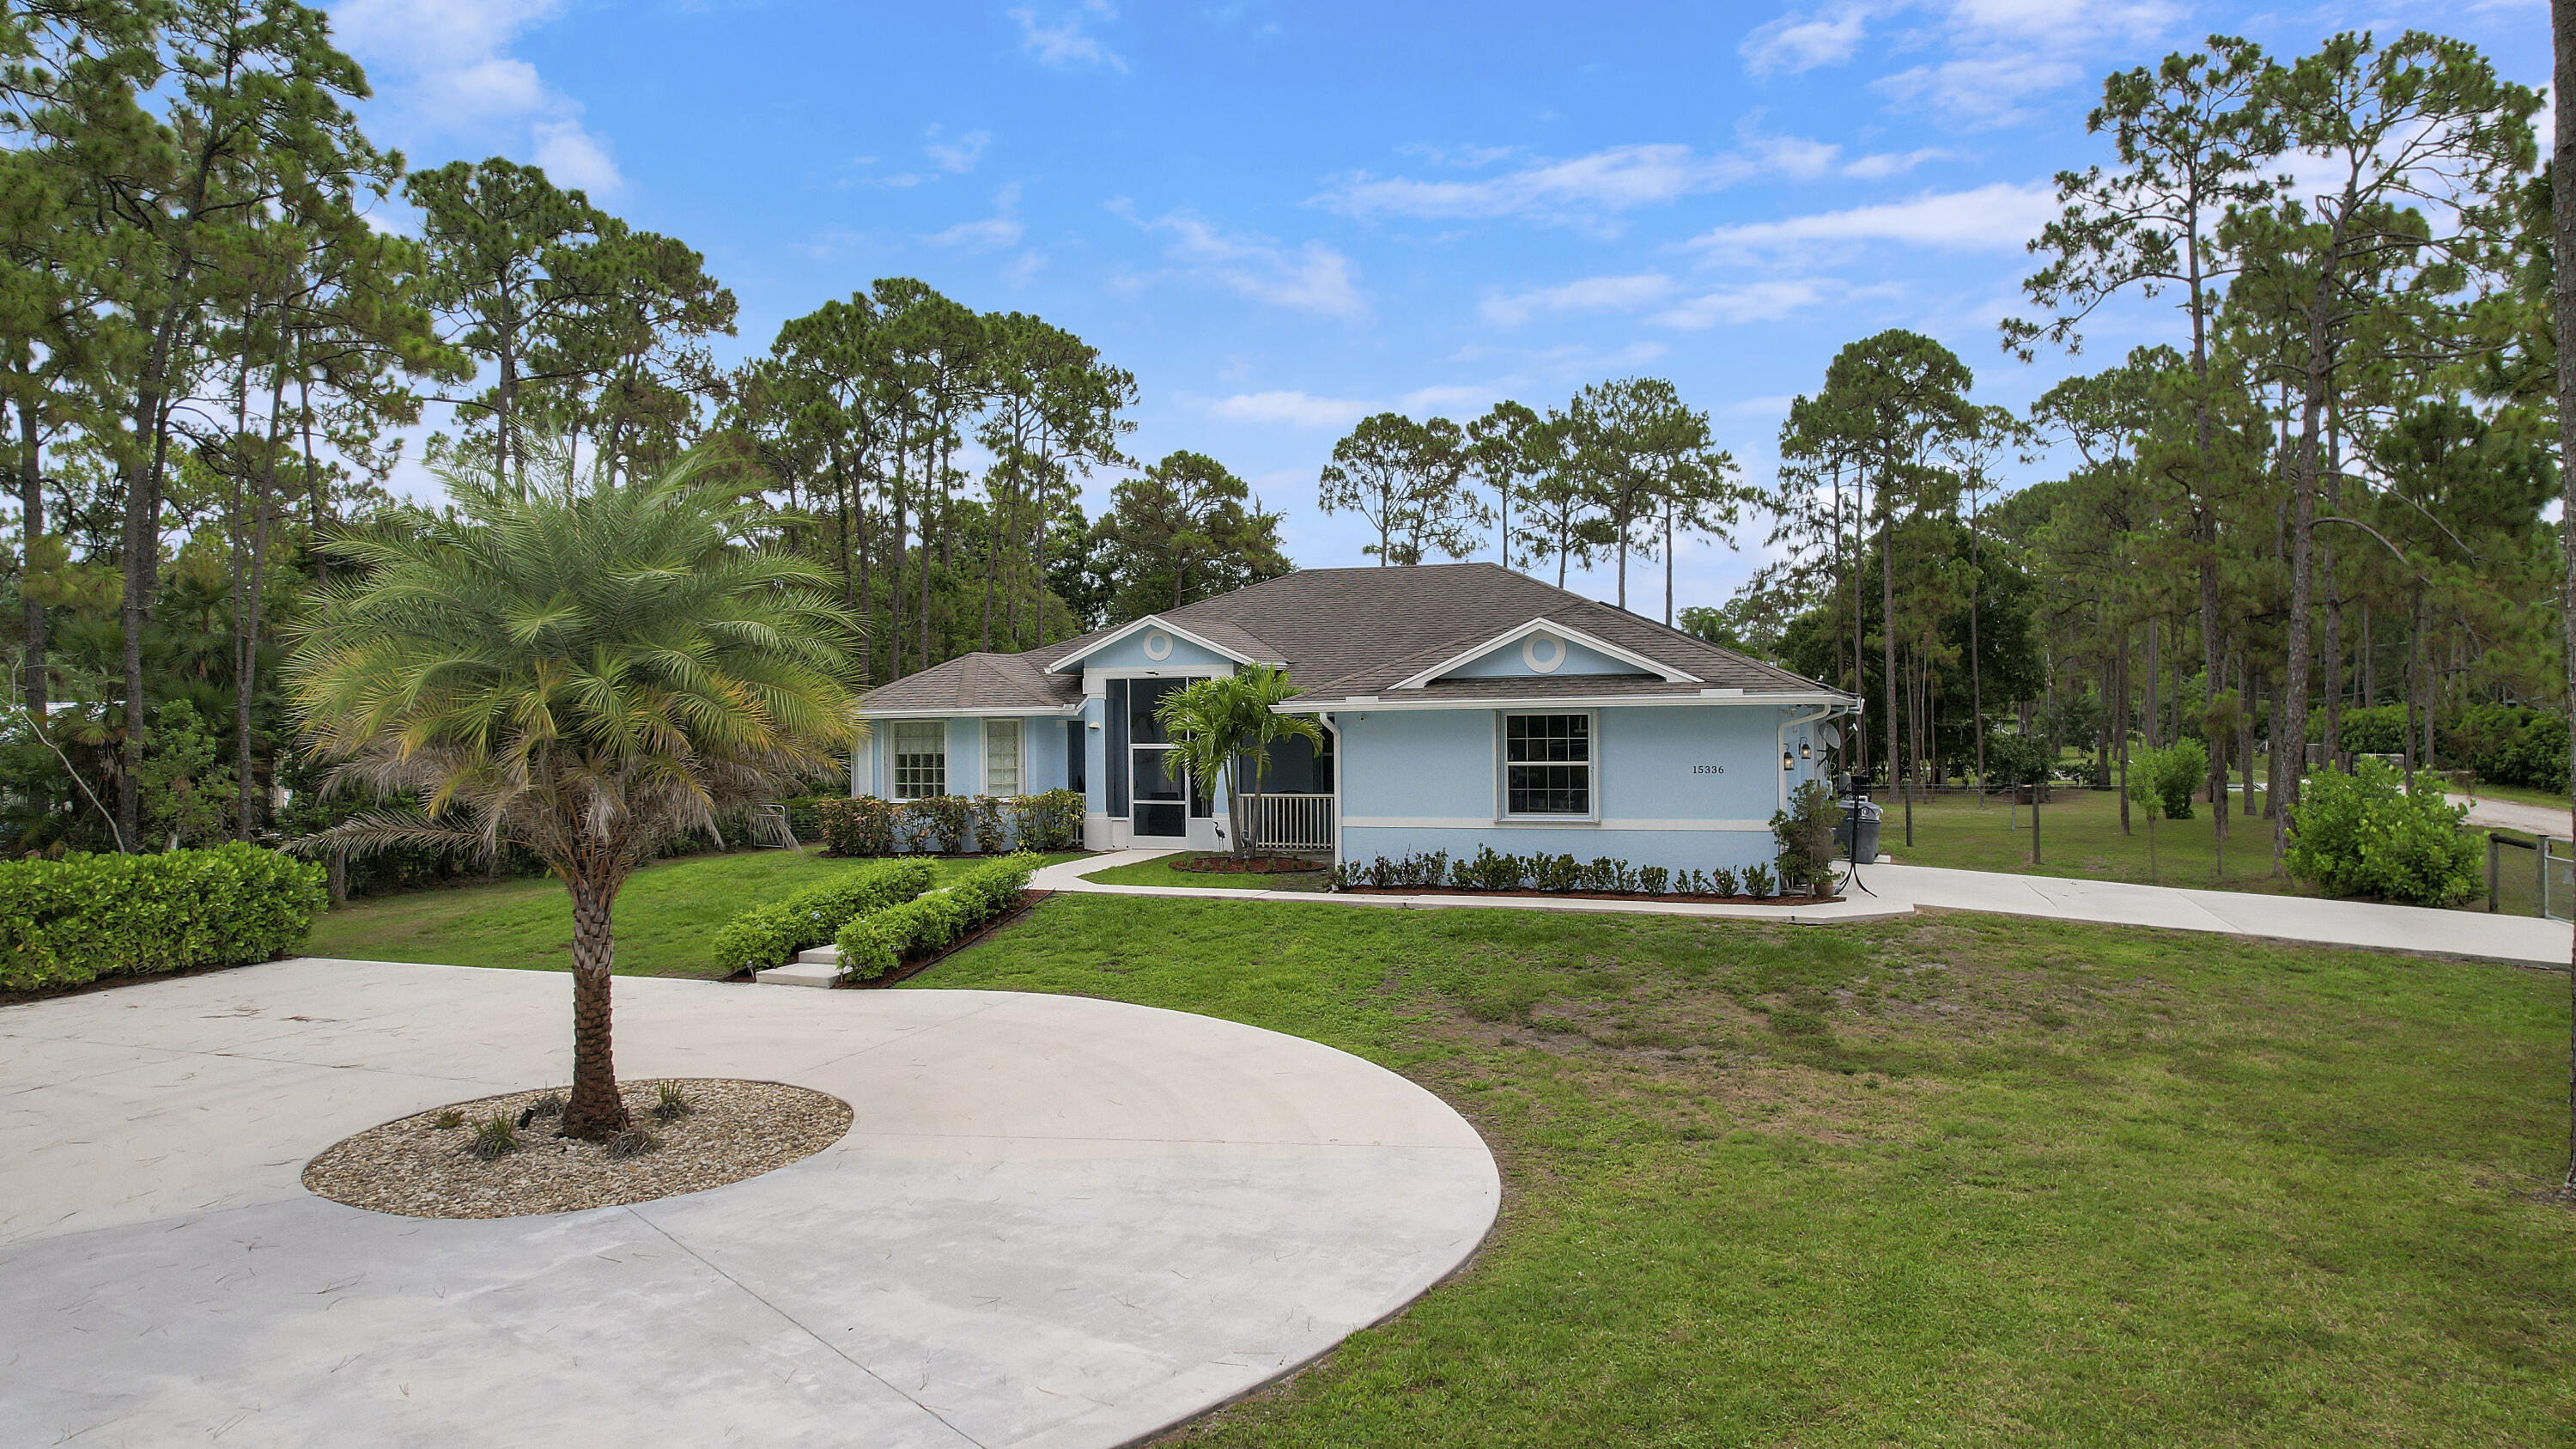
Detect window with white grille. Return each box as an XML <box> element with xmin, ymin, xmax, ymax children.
<box><xmin>892</xmin><ymin>721</ymin><xmax>946</xmax><ymax>800</ymax></box>
<box><xmin>1504</xmin><ymin>713</ymin><xmax>1593</xmax><ymax>816</ymax></box>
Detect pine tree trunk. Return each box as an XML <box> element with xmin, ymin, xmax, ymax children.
<box><xmin>19</xmin><ymin>399</ymin><xmax>45</xmax><ymax>723</ymax></box>
<box><xmin>561</xmin><ymin>874</ymin><xmax>629</xmax><ymax>1139</ymax></box>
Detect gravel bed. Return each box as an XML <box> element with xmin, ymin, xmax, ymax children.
<box><xmin>303</xmin><ymin>1078</ymin><xmax>852</xmax><ymax>1219</ymax></box>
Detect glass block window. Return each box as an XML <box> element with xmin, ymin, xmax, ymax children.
<box><xmin>984</xmin><ymin>718</ymin><xmax>1022</xmax><ymax>796</ymax></box>
<box><xmin>892</xmin><ymin>721</ymin><xmax>946</xmax><ymax>801</ymax></box>
<box><xmin>1504</xmin><ymin>713</ymin><xmax>1592</xmax><ymax>816</ymax></box>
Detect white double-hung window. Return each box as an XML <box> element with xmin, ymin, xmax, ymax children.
<box><xmin>891</xmin><ymin>721</ymin><xmax>947</xmax><ymax>800</ymax></box>
<box><xmin>1502</xmin><ymin>712</ymin><xmax>1594</xmax><ymax>818</ymax></box>
<box><xmin>983</xmin><ymin>718</ymin><xmax>1023</xmax><ymax>795</ymax></box>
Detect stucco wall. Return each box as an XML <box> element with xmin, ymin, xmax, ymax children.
<box><xmin>854</xmin><ymin>715</ymin><xmax>1074</xmax><ymax>801</ymax></box>
<box><xmin>1442</xmin><ymin>634</ymin><xmax>1643</xmax><ymax>680</ymax></box>
<box><xmin>1334</xmin><ymin>702</ymin><xmax>1833</xmax><ymax>874</ymax></box>
<box><xmin>1068</xmin><ymin>627</ymin><xmax>1240</xmax><ymax>673</ymax></box>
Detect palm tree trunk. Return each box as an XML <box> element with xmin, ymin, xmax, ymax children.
<box><xmin>562</xmin><ymin>874</ymin><xmax>629</xmax><ymax>1138</ymax></box>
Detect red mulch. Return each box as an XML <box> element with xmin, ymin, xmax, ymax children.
<box><xmin>1168</xmin><ymin>855</ymin><xmax>1327</xmax><ymax>874</ymax></box>
<box><xmin>834</xmin><ymin>888</ymin><xmax>1054</xmax><ymax>988</ymax></box>
<box><xmin>1335</xmin><ymin>886</ymin><xmax>1840</xmax><ymax>905</ymax></box>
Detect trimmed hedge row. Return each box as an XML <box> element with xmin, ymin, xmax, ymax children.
<box><xmin>814</xmin><ymin>790</ymin><xmax>1084</xmax><ymax>857</ymax></box>
<box><xmin>710</xmin><ymin>858</ymin><xmax>938</xmax><ymax>975</ymax></box>
<box><xmin>1</xmin><ymin>843</ymin><xmax>329</xmax><ymax>992</ymax></box>
<box><xmin>833</xmin><ymin>853</ymin><xmax>1039</xmax><ymax>982</ymax></box>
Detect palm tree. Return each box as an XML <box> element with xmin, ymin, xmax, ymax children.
<box><xmin>1154</xmin><ymin>665</ymin><xmax>1322</xmax><ymax>858</ymax></box>
<box><xmin>286</xmin><ymin>443</ymin><xmax>862</xmax><ymax>1137</ymax></box>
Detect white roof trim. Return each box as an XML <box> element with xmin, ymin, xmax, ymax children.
<box><xmin>1043</xmin><ymin>614</ymin><xmax>1269</xmax><ymax>673</ymax></box>
<box><xmin>1387</xmin><ymin>617</ymin><xmax>1702</xmax><ymax>691</ymax></box>
<box><xmin>1275</xmin><ymin>690</ymin><xmax>1853</xmax><ymax>714</ymax></box>
<box><xmin>862</xmin><ymin>705</ymin><xmax>1085</xmax><ymax>720</ymax></box>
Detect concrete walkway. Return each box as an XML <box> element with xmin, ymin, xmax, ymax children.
<box><xmin>2449</xmin><ymin>793</ymin><xmax>2573</xmax><ymax>838</ymax></box>
<box><xmin>1042</xmin><ymin>849</ymin><xmax>2571</xmax><ymax>968</ymax></box>
<box><xmin>0</xmin><ymin>959</ymin><xmax>1498</xmax><ymax>1449</ymax></box>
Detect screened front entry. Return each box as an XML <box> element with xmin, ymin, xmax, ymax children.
<box><xmin>1107</xmin><ymin>676</ymin><xmax>1212</xmax><ymax>842</ymax></box>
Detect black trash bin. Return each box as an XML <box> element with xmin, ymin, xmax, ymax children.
<box><xmin>1836</xmin><ymin>798</ymin><xmax>1883</xmax><ymax>862</ymax></box>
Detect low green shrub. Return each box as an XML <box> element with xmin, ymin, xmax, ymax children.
<box><xmin>1771</xmin><ymin>779</ymin><xmax>1838</xmax><ymax>895</ymax></box>
<box><xmin>0</xmin><ymin>843</ymin><xmax>328</xmax><ymax>993</ymax></box>
<box><xmin>709</xmin><ymin>857</ymin><xmax>937</xmax><ymax>974</ymax></box>
<box><xmin>901</xmin><ymin>795</ymin><xmax>973</xmax><ymax>854</ymax></box>
<box><xmin>1742</xmin><ymin>863</ymin><xmax>1777</xmax><ymax>898</ymax></box>
<box><xmin>815</xmin><ymin>796</ymin><xmax>896</xmax><ymax>856</ymax></box>
<box><xmin>1006</xmin><ymin>788</ymin><xmax>1085</xmax><ymax>852</ymax></box>
<box><xmin>2285</xmin><ymin>758</ymin><xmax>2480</xmax><ymax>906</ymax></box>
<box><xmin>834</xmin><ymin>853</ymin><xmax>1039</xmax><ymax>981</ymax></box>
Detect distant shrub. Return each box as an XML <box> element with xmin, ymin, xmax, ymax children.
<box><xmin>2445</xmin><ymin>703</ymin><xmax>2568</xmax><ymax>793</ymax></box>
<box><xmin>1741</xmin><ymin>863</ymin><xmax>1776</xmax><ymax>898</ymax></box>
<box><xmin>1635</xmin><ymin>866</ymin><xmax>1670</xmax><ymax>896</ymax></box>
<box><xmin>1456</xmin><ymin>846</ymin><xmax>1526</xmax><ymax>892</ymax></box>
<box><xmin>834</xmin><ymin>854</ymin><xmax>1039</xmax><ymax>981</ymax></box>
<box><xmin>0</xmin><ymin>843</ymin><xmax>328</xmax><ymax>993</ymax></box>
<box><xmin>2129</xmin><ymin>738</ymin><xmax>2208</xmax><ymax>821</ymax></box>
<box><xmin>710</xmin><ymin>857</ymin><xmax>937</xmax><ymax>974</ymax></box>
<box><xmin>2284</xmin><ymin>758</ymin><xmax>2479</xmax><ymax>907</ymax></box>
<box><xmin>1711</xmin><ymin>868</ymin><xmax>1741</xmax><ymax>898</ymax></box>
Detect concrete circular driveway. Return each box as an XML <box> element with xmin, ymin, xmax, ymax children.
<box><xmin>0</xmin><ymin>959</ymin><xmax>1498</xmax><ymax>1449</ymax></box>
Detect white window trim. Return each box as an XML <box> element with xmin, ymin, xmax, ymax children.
<box><xmin>1494</xmin><ymin>709</ymin><xmax>1600</xmax><ymax>823</ymax></box>
<box><xmin>982</xmin><ymin>717</ymin><xmax>1025</xmax><ymax>798</ymax></box>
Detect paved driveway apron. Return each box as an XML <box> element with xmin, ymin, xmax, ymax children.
<box><xmin>0</xmin><ymin>960</ymin><xmax>1498</xmax><ymax>1449</ymax></box>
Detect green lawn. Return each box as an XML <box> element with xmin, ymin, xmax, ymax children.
<box><xmin>919</xmin><ymin>894</ymin><xmax>2576</xmax><ymax>1446</ymax></box>
<box><xmin>2466</xmin><ymin>780</ymin><xmax>2573</xmax><ymax>813</ymax></box>
<box><xmin>1884</xmin><ymin>783</ymin><xmax>2322</xmax><ymax>893</ymax></box>
<box><xmin>301</xmin><ymin>849</ymin><xmax>1085</xmax><ymax>977</ymax></box>
<box><xmin>1080</xmin><ymin>850</ymin><xmax>1332</xmax><ymax>892</ymax></box>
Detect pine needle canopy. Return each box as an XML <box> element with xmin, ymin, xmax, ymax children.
<box><xmin>287</xmin><ymin>445</ymin><xmax>864</xmax><ymax>875</ymax></box>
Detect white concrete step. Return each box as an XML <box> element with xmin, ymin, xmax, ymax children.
<box><xmin>793</xmin><ymin>944</ymin><xmax>841</xmax><ymax>965</ymax></box>
<box><xmin>754</xmin><ymin>961</ymin><xmax>839</xmax><ymax>988</ymax></box>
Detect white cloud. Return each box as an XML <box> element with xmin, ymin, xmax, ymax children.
<box><xmin>1002</xmin><ymin>250</ymin><xmax>1048</xmax><ymax>285</ymax></box>
<box><xmin>1649</xmin><ymin>280</ymin><xmax>1834</xmax><ymax>329</ymax></box>
<box><xmin>926</xmin><ymin>128</ymin><xmax>992</xmax><ymax>173</ymax></box>
<box><xmin>1208</xmin><ymin>391</ymin><xmax>1375</xmax><ymax>429</ymax></box>
<box><xmin>328</xmin><ymin>0</ymin><xmax>622</xmax><ymax>192</ymax></box>
<box><xmin>1011</xmin><ymin>3</ymin><xmax>1128</xmax><ymax>73</ymax></box>
<box><xmin>1842</xmin><ymin>147</ymin><xmax>1952</xmax><ymax>179</ymax></box>
<box><xmin>1479</xmin><ymin>272</ymin><xmax>1675</xmax><ymax>326</ymax></box>
<box><xmin>927</xmin><ymin>182</ymin><xmax>1025</xmax><ymax>250</ymax></box>
<box><xmin>1132</xmin><ymin>210</ymin><xmax>1367</xmax><ymax>318</ymax></box>
<box><xmin>1741</xmin><ymin>3</ymin><xmax>1872</xmax><ymax>74</ymax></box>
<box><xmin>532</xmin><ymin>120</ymin><xmax>621</xmax><ymax>194</ymax></box>
<box><xmin>1400</xmin><ymin>384</ymin><xmax>1497</xmax><ymax>417</ymax></box>
<box><xmin>1873</xmin><ymin>54</ymin><xmax>2082</xmax><ymax>129</ymax></box>
<box><xmin>1316</xmin><ymin>138</ymin><xmax>1841</xmax><ymax>231</ymax></box>
<box><xmin>1686</xmin><ymin>181</ymin><xmax>2057</xmax><ymax>259</ymax></box>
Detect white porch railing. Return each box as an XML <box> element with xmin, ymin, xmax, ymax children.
<box><xmin>1249</xmin><ymin>794</ymin><xmax>1333</xmax><ymax>852</ymax></box>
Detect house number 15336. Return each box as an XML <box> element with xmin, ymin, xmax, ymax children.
<box><xmin>1691</xmin><ymin>764</ymin><xmax>1726</xmax><ymax>775</ymax></box>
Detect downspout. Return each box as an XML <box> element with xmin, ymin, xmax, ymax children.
<box><xmin>1318</xmin><ymin>710</ymin><xmax>1344</xmax><ymax>868</ymax></box>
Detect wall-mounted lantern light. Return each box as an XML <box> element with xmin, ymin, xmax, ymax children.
<box><xmin>1782</xmin><ymin>746</ymin><xmax>1795</xmax><ymax>772</ymax></box>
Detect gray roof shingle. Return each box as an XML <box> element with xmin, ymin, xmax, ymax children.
<box><xmin>855</xmin><ymin>563</ymin><xmax>1839</xmax><ymax>714</ymax></box>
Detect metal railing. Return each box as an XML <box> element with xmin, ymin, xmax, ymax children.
<box><xmin>1250</xmin><ymin>793</ymin><xmax>1333</xmax><ymax>852</ymax></box>
<box><xmin>2488</xmin><ymin>832</ymin><xmax>2573</xmax><ymax>921</ymax></box>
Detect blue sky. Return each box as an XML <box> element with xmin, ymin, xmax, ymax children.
<box><xmin>325</xmin><ymin>0</ymin><xmax>2547</xmax><ymax>619</ymax></box>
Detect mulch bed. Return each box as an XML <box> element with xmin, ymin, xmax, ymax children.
<box><xmin>1336</xmin><ymin>886</ymin><xmax>1843</xmax><ymax>906</ymax></box>
<box><xmin>1168</xmin><ymin>854</ymin><xmax>1327</xmax><ymax>874</ymax></box>
<box><xmin>833</xmin><ymin>887</ymin><xmax>1054</xmax><ymax>988</ymax></box>
<box><xmin>302</xmin><ymin>1078</ymin><xmax>851</xmax><ymax>1219</ymax></box>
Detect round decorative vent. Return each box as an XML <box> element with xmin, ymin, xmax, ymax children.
<box><xmin>1522</xmin><ymin>633</ymin><xmax>1566</xmax><ymax>673</ymax></box>
<box><xmin>1142</xmin><ymin>629</ymin><xmax>1174</xmax><ymax>661</ymax></box>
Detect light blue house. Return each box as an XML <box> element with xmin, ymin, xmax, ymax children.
<box><xmin>854</xmin><ymin>563</ymin><xmax>1859</xmax><ymax>874</ymax></box>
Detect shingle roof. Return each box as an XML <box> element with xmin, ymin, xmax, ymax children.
<box><xmin>855</xmin><ymin>563</ymin><xmax>1840</xmax><ymax>714</ymax></box>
